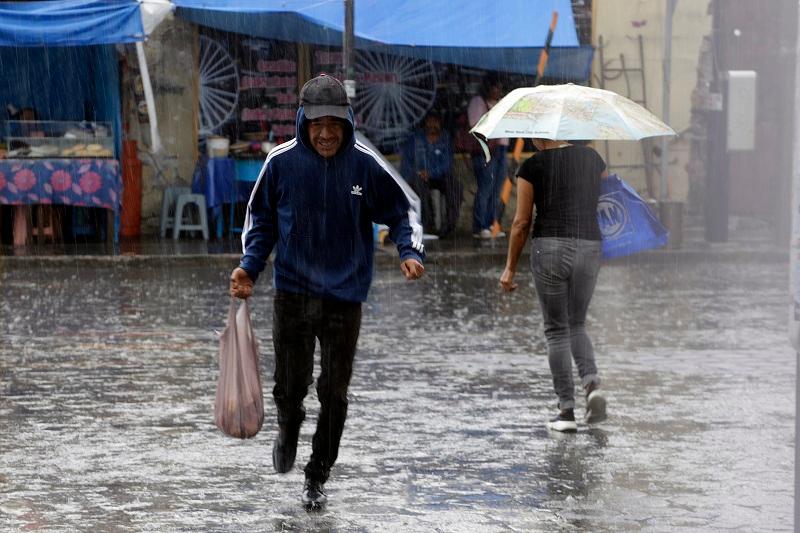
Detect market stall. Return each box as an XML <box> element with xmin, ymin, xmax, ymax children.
<box><xmin>175</xmin><ymin>0</ymin><xmax>591</xmax><ymax>138</ymax></box>
<box><xmin>172</xmin><ymin>0</ymin><xmax>591</xmax><ymax>235</ymax></box>
<box><xmin>0</xmin><ymin>0</ymin><xmax>171</xmax><ymax>246</ymax></box>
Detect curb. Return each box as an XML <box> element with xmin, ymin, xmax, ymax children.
<box><xmin>0</xmin><ymin>245</ymin><xmax>788</xmax><ymax>270</ymax></box>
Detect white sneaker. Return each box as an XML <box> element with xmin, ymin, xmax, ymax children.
<box><xmin>494</xmin><ymin>230</ymin><xmax>506</xmax><ymax>238</ymax></box>
<box><xmin>585</xmin><ymin>389</ymin><xmax>607</xmax><ymax>424</ymax></box>
<box><xmin>547</xmin><ymin>409</ymin><xmax>578</xmax><ymax>433</ymax></box>
<box><xmin>479</xmin><ymin>229</ymin><xmax>492</xmax><ymax>239</ymax></box>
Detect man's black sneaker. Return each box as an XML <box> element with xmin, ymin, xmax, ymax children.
<box><xmin>547</xmin><ymin>408</ymin><xmax>578</xmax><ymax>432</ymax></box>
<box><xmin>272</xmin><ymin>424</ymin><xmax>300</xmax><ymax>473</ymax></box>
<box><xmin>585</xmin><ymin>386</ymin><xmax>607</xmax><ymax>424</ymax></box>
<box><xmin>301</xmin><ymin>478</ymin><xmax>327</xmax><ymax>510</ymax></box>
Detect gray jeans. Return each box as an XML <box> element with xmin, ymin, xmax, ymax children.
<box><xmin>531</xmin><ymin>237</ymin><xmax>602</xmax><ymax>410</ymax></box>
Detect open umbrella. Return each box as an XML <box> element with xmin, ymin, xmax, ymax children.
<box><xmin>470</xmin><ymin>83</ymin><xmax>675</xmax><ymax>160</ymax></box>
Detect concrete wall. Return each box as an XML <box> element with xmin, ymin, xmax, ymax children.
<box><xmin>124</xmin><ymin>17</ymin><xmax>199</xmax><ymax>233</ymax></box>
<box><xmin>592</xmin><ymin>0</ymin><xmax>712</xmax><ymax>201</ymax></box>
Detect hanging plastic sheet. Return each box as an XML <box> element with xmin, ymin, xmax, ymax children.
<box><xmin>597</xmin><ymin>174</ymin><xmax>669</xmax><ymax>259</ymax></box>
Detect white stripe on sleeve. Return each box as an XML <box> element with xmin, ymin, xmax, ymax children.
<box><xmin>240</xmin><ymin>139</ymin><xmax>297</xmax><ymax>252</ymax></box>
<box><xmin>354</xmin><ymin>141</ymin><xmax>425</xmax><ymax>254</ymax></box>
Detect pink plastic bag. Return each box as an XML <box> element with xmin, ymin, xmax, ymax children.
<box><xmin>214</xmin><ymin>298</ymin><xmax>264</xmax><ymax>438</ymax></box>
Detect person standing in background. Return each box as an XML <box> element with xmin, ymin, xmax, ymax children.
<box><xmin>468</xmin><ymin>73</ymin><xmax>509</xmax><ymax>239</ymax></box>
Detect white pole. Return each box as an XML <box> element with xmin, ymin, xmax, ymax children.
<box><xmin>659</xmin><ymin>0</ymin><xmax>678</xmax><ymax>201</ymax></box>
<box><xmin>135</xmin><ymin>41</ymin><xmax>163</xmax><ymax>153</ymax></box>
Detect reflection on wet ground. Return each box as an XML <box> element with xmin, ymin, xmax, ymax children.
<box><xmin>0</xmin><ymin>256</ymin><xmax>793</xmax><ymax>531</ymax></box>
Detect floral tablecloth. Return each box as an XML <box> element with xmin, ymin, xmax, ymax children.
<box><xmin>0</xmin><ymin>158</ymin><xmax>121</xmax><ymax>212</ymax></box>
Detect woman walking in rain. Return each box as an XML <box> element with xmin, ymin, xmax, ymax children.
<box><xmin>499</xmin><ymin>139</ymin><xmax>608</xmax><ymax>432</ymax></box>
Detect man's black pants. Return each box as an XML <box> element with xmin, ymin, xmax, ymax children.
<box><xmin>272</xmin><ymin>290</ymin><xmax>362</xmax><ymax>483</ymax></box>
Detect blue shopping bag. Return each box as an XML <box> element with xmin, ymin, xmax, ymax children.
<box><xmin>597</xmin><ymin>174</ymin><xmax>669</xmax><ymax>259</ymax></box>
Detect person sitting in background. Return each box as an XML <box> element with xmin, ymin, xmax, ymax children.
<box><xmin>401</xmin><ymin>111</ymin><xmax>462</xmax><ymax>237</ymax></box>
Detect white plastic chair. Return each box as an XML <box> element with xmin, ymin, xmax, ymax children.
<box><xmin>160</xmin><ymin>186</ymin><xmax>209</xmax><ymax>240</ymax></box>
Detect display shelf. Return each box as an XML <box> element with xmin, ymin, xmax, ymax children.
<box><xmin>5</xmin><ymin>120</ymin><xmax>114</xmax><ymax>158</ymax></box>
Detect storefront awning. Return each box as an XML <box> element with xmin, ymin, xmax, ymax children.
<box><xmin>0</xmin><ymin>0</ymin><xmax>172</xmax><ymax>47</ymax></box>
<box><xmin>173</xmin><ymin>0</ymin><xmax>591</xmax><ymax>79</ymax></box>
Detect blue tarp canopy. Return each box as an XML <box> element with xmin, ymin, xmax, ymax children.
<box><xmin>173</xmin><ymin>0</ymin><xmax>592</xmax><ymax>79</ymax></box>
<box><xmin>0</xmin><ymin>0</ymin><xmax>146</xmax><ymax>47</ymax></box>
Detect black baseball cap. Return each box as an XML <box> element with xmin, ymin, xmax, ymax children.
<box><xmin>299</xmin><ymin>74</ymin><xmax>350</xmax><ymax>120</ymax></box>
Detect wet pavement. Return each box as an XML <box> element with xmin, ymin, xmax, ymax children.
<box><xmin>0</xmin><ymin>251</ymin><xmax>793</xmax><ymax>532</ymax></box>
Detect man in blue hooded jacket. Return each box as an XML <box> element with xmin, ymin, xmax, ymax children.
<box><xmin>230</xmin><ymin>74</ymin><xmax>425</xmax><ymax>509</ymax></box>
